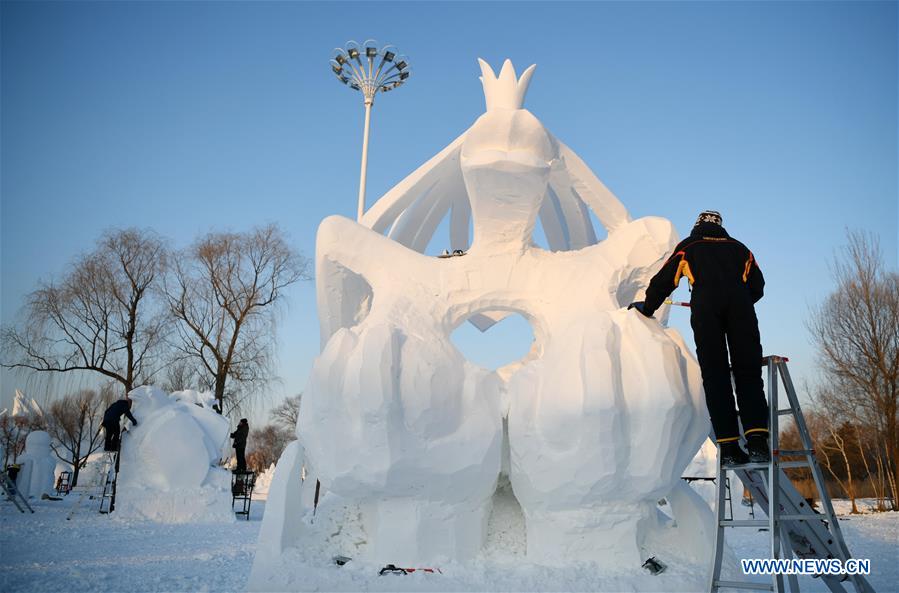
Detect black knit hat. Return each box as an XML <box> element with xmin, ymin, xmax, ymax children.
<box><xmin>695</xmin><ymin>210</ymin><xmax>723</xmax><ymax>227</ymax></box>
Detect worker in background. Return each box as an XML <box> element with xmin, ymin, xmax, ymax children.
<box><xmin>102</xmin><ymin>397</ymin><xmax>138</xmax><ymax>452</ymax></box>
<box><xmin>628</xmin><ymin>210</ymin><xmax>770</xmax><ymax>466</ymax></box>
<box><xmin>231</xmin><ymin>418</ymin><xmax>249</xmax><ymax>473</ymax></box>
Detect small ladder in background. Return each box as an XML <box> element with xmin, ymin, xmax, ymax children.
<box><xmin>55</xmin><ymin>471</ymin><xmax>72</xmax><ymax>496</ymax></box>
<box><xmin>1</xmin><ymin>471</ymin><xmax>34</xmax><ymax>513</ymax></box>
<box><xmin>710</xmin><ymin>356</ymin><xmax>875</xmax><ymax>593</ymax></box>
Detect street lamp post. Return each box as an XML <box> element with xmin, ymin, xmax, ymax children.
<box><xmin>331</xmin><ymin>40</ymin><xmax>412</xmax><ymax>222</ymax></box>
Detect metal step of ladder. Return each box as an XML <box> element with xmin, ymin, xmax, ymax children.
<box><xmin>1</xmin><ymin>471</ymin><xmax>34</xmax><ymax>513</ymax></box>
<box><xmin>709</xmin><ymin>356</ymin><xmax>875</xmax><ymax>593</ymax></box>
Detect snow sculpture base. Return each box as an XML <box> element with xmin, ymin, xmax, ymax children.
<box><xmin>115</xmin><ymin>470</ymin><xmax>234</xmax><ymax>524</ymax></box>
<box><xmin>249</xmin><ymin>467</ymin><xmax>721</xmax><ymax>592</ymax></box>
<box><xmin>523</xmin><ymin>503</ymin><xmax>654</xmax><ymax>567</ymax></box>
<box><xmin>361</xmin><ymin>497</ymin><xmax>492</xmax><ymax>565</ymax></box>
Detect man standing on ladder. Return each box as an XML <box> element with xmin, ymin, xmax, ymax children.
<box><xmin>102</xmin><ymin>397</ymin><xmax>138</xmax><ymax>452</ymax></box>
<box><xmin>231</xmin><ymin>418</ymin><xmax>249</xmax><ymax>473</ymax></box>
<box><xmin>628</xmin><ymin>210</ymin><xmax>770</xmax><ymax>466</ymax></box>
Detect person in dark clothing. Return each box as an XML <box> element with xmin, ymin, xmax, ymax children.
<box><xmin>231</xmin><ymin>418</ymin><xmax>249</xmax><ymax>473</ymax></box>
<box><xmin>102</xmin><ymin>398</ymin><xmax>138</xmax><ymax>452</ymax></box>
<box><xmin>628</xmin><ymin>210</ymin><xmax>770</xmax><ymax>466</ymax></box>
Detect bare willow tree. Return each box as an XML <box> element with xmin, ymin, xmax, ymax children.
<box><xmin>247</xmin><ymin>423</ymin><xmax>294</xmax><ymax>472</ymax></box>
<box><xmin>165</xmin><ymin>224</ymin><xmax>310</xmax><ymax>415</ymax></box>
<box><xmin>270</xmin><ymin>393</ymin><xmax>301</xmax><ymax>431</ymax></box>
<box><xmin>46</xmin><ymin>386</ymin><xmax>115</xmax><ymax>487</ymax></box>
<box><xmin>807</xmin><ymin>230</ymin><xmax>898</xmax><ymax>510</ymax></box>
<box><xmin>1</xmin><ymin>229</ymin><xmax>169</xmax><ymax>395</ymax></box>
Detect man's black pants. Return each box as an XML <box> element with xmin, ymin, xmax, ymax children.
<box><xmin>690</xmin><ymin>290</ymin><xmax>769</xmax><ymax>442</ymax></box>
<box><xmin>103</xmin><ymin>422</ymin><xmax>121</xmax><ymax>452</ymax></box>
<box><xmin>235</xmin><ymin>446</ymin><xmax>246</xmax><ymax>472</ymax></box>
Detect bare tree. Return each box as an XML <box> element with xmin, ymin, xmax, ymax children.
<box><xmin>270</xmin><ymin>393</ymin><xmax>301</xmax><ymax>431</ymax></box>
<box><xmin>46</xmin><ymin>387</ymin><xmax>114</xmax><ymax>487</ymax></box>
<box><xmin>809</xmin><ymin>402</ymin><xmax>860</xmax><ymax>513</ymax></box>
<box><xmin>807</xmin><ymin>230</ymin><xmax>898</xmax><ymax>510</ymax></box>
<box><xmin>1</xmin><ymin>390</ymin><xmax>49</xmax><ymax>468</ymax></box>
<box><xmin>1</xmin><ymin>411</ymin><xmax>45</xmax><ymax>468</ymax></box>
<box><xmin>1</xmin><ymin>229</ymin><xmax>169</xmax><ymax>394</ymax></box>
<box><xmin>161</xmin><ymin>357</ymin><xmax>201</xmax><ymax>394</ymax></box>
<box><xmin>247</xmin><ymin>423</ymin><xmax>294</xmax><ymax>472</ymax></box>
<box><xmin>853</xmin><ymin>423</ymin><xmax>886</xmax><ymax>511</ymax></box>
<box><xmin>165</xmin><ymin>224</ymin><xmax>309</xmax><ymax>415</ymax></box>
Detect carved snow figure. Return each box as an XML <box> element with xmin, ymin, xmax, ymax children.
<box><xmin>253</xmin><ymin>58</ymin><xmax>715</xmax><ymax>586</ymax></box>
<box><xmin>16</xmin><ymin>431</ymin><xmax>56</xmax><ymax>499</ymax></box>
<box><xmin>114</xmin><ymin>386</ymin><xmax>233</xmax><ymax>523</ymax></box>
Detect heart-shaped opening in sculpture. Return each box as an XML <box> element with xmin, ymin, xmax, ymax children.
<box><xmin>451</xmin><ymin>311</ymin><xmax>536</xmax><ymax>372</ymax></box>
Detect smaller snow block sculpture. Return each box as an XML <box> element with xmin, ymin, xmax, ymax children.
<box><xmin>16</xmin><ymin>431</ymin><xmax>56</xmax><ymax>499</ymax></box>
<box><xmin>114</xmin><ymin>386</ymin><xmax>233</xmax><ymax>523</ymax></box>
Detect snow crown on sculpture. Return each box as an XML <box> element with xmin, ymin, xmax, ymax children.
<box><xmin>478</xmin><ymin>58</ymin><xmax>535</xmax><ymax>111</ymax></box>
<box><xmin>463</xmin><ymin>59</ymin><xmax>559</xmax><ymax>252</ymax></box>
<box><xmin>358</xmin><ymin>58</ymin><xmax>631</xmax><ymax>260</ymax></box>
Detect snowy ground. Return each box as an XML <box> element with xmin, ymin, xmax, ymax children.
<box><xmin>722</xmin><ymin>498</ymin><xmax>898</xmax><ymax>593</ymax></box>
<box><xmin>1</xmin><ymin>491</ymin><xmax>263</xmax><ymax>593</ymax></box>
<box><xmin>1</xmin><ymin>490</ymin><xmax>896</xmax><ymax>593</ymax></box>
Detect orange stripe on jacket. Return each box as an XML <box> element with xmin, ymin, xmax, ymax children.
<box><xmin>742</xmin><ymin>252</ymin><xmax>755</xmax><ymax>282</ymax></box>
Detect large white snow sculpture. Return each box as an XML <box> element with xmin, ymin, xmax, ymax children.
<box><xmin>16</xmin><ymin>430</ymin><xmax>56</xmax><ymax>499</ymax></box>
<box><xmin>114</xmin><ymin>386</ymin><xmax>233</xmax><ymax>523</ymax></box>
<box><xmin>254</xmin><ymin>58</ymin><xmax>713</xmax><ymax>582</ymax></box>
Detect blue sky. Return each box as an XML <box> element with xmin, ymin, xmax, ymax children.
<box><xmin>1</xmin><ymin>1</ymin><xmax>896</xmax><ymax>419</ymax></box>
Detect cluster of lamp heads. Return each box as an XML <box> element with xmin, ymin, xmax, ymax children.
<box><xmin>330</xmin><ymin>39</ymin><xmax>411</xmax><ymax>96</ymax></box>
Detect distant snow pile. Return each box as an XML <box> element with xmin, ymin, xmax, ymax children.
<box><xmin>114</xmin><ymin>386</ymin><xmax>233</xmax><ymax>523</ymax></box>
<box><xmin>253</xmin><ymin>463</ymin><xmax>276</xmax><ymax>499</ymax></box>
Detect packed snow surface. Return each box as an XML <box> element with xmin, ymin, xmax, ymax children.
<box><xmin>1</xmin><ymin>495</ymin><xmax>895</xmax><ymax>593</ymax></box>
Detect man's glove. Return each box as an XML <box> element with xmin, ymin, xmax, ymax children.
<box><xmin>132</xmin><ymin>421</ymin><xmax>138</xmax><ymax>427</ymax></box>
<box><xmin>628</xmin><ymin>301</ymin><xmax>653</xmax><ymax>318</ymax></box>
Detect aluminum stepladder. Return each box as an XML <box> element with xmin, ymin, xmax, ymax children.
<box><xmin>98</xmin><ymin>449</ymin><xmax>120</xmax><ymax>514</ymax></box>
<box><xmin>66</xmin><ymin>450</ymin><xmax>116</xmax><ymax>520</ymax></box>
<box><xmin>709</xmin><ymin>356</ymin><xmax>875</xmax><ymax>593</ymax></box>
<box><xmin>1</xmin><ymin>470</ymin><xmax>34</xmax><ymax>513</ymax></box>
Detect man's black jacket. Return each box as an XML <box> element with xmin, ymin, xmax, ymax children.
<box><xmin>231</xmin><ymin>423</ymin><xmax>249</xmax><ymax>448</ymax></box>
<box><xmin>643</xmin><ymin>221</ymin><xmax>764</xmax><ymax>316</ymax></box>
<box><xmin>103</xmin><ymin>399</ymin><xmax>137</xmax><ymax>427</ymax></box>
